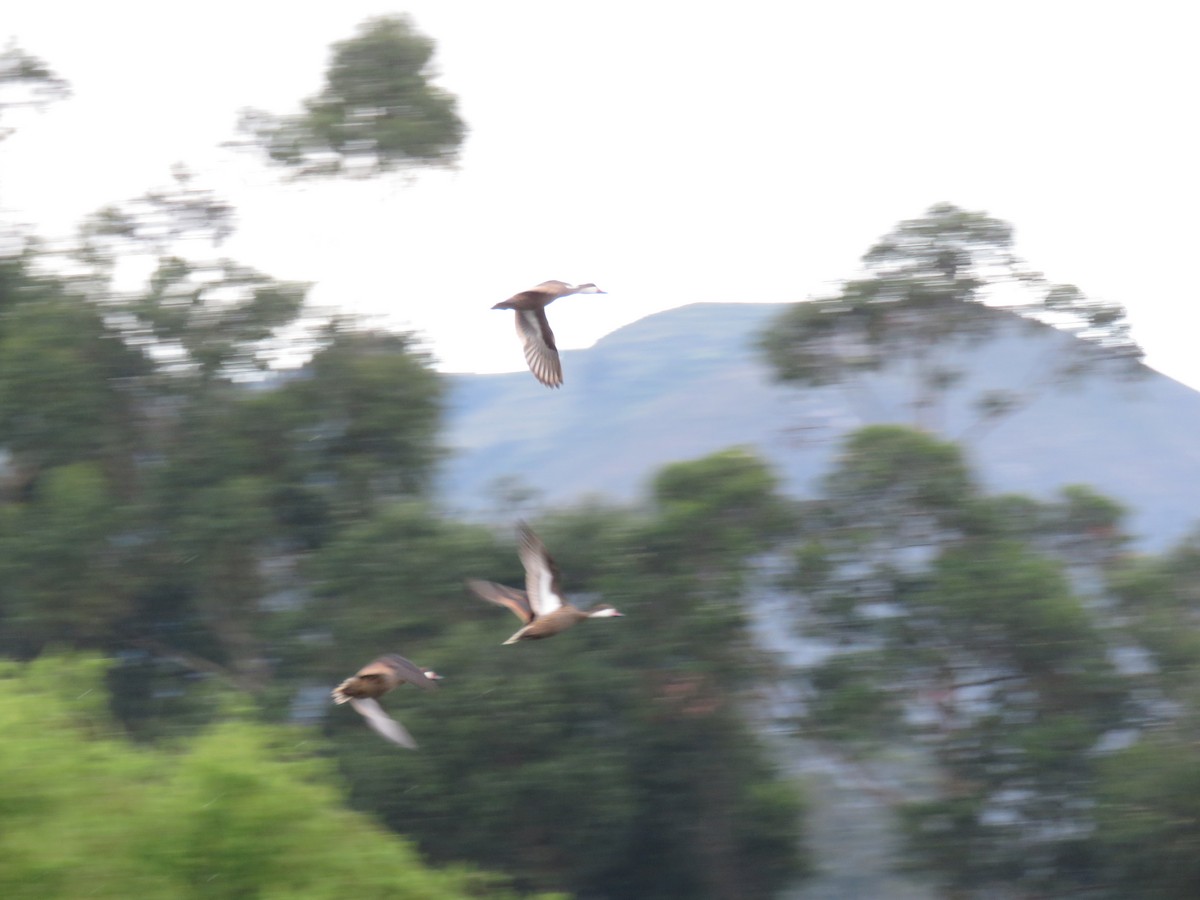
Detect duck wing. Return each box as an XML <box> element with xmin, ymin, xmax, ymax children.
<box><xmin>374</xmin><ymin>654</ymin><xmax>440</xmax><ymax>691</ymax></box>
<box><xmin>518</xmin><ymin>522</ymin><xmax>565</xmax><ymax>617</ymax></box>
<box><xmin>466</xmin><ymin>578</ymin><xmax>534</xmax><ymax>623</ymax></box>
<box><xmin>514</xmin><ymin>307</ymin><xmax>563</xmax><ymax>388</ymax></box>
<box><xmin>349</xmin><ymin>697</ymin><xmax>418</xmax><ymax>749</ymax></box>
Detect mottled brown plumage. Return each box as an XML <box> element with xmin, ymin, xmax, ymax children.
<box><xmin>332</xmin><ymin>654</ymin><xmax>441</xmax><ymax>749</ymax></box>
<box><xmin>466</xmin><ymin>522</ymin><xmax>624</xmax><ymax>644</ymax></box>
<box><xmin>491</xmin><ymin>280</ymin><xmax>606</xmax><ymax>388</ymax></box>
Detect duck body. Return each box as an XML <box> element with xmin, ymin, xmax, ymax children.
<box><xmin>501</xmin><ymin>605</ymin><xmax>604</xmax><ymax>643</ymax></box>
<box><xmin>492</xmin><ymin>280</ymin><xmax>605</xmax><ymax>388</ymax></box>
<box><xmin>332</xmin><ymin>654</ymin><xmax>441</xmax><ymax>749</ymax></box>
<box><xmin>466</xmin><ymin>522</ymin><xmax>623</xmax><ymax>644</ymax></box>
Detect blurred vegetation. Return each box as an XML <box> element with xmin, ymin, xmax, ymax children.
<box><xmin>6</xmin><ymin>21</ymin><xmax>1200</xmax><ymax>900</ymax></box>
<box><xmin>0</xmin><ymin>654</ymin><xmax>549</xmax><ymax>899</ymax></box>
<box><xmin>759</xmin><ymin>202</ymin><xmax>1144</xmax><ymax>437</ymax></box>
<box><xmin>0</xmin><ymin>44</ymin><xmax>69</xmax><ymax>142</ymax></box>
<box><xmin>753</xmin><ymin>206</ymin><xmax>1200</xmax><ymax>899</ymax></box>
<box><xmin>233</xmin><ymin>16</ymin><xmax>465</xmax><ymax>178</ymax></box>
<box><xmin>0</xmin><ymin>30</ymin><xmax>806</xmax><ymax>900</ymax></box>
<box><xmin>774</xmin><ymin>422</ymin><xmax>1200</xmax><ymax>898</ymax></box>
<box><xmin>0</xmin><ymin>215</ymin><xmax>810</xmax><ymax>892</ymax></box>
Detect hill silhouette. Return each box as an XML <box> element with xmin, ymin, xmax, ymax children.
<box><xmin>440</xmin><ymin>302</ymin><xmax>1200</xmax><ymax>549</ymax></box>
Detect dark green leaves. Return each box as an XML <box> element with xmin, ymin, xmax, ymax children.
<box><xmin>760</xmin><ymin>203</ymin><xmax>1144</xmax><ymax>435</ymax></box>
<box><xmin>236</xmin><ymin>16</ymin><xmax>465</xmax><ymax>179</ymax></box>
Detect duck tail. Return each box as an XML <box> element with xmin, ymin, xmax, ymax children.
<box><xmin>502</xmin><ymin>626</ymin><xmax>530</xmax><ymax>645</ymax></box>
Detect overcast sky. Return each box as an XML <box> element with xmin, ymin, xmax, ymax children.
<box><xmin>3</xmin><ymin>1</ymin><xmax>1198</xmax><ymax>386</ymax></box>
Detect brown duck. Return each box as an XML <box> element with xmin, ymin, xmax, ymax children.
<box><xmin>332</xmin><ymin>654</ymin><xmax>442</xmax><ymax>749</ymax></box>
<box><xmin>492</xmin><ymin>280</ymin><xmax>606</xmax><ymax>388</ymax></box>
<box><xmin>467</xmin><ymin>521</ymin><xmax>623</xmax><ymax>644</ymax></box>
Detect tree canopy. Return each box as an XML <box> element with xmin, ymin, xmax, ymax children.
<box><xmin>760</xmin><ymin>203</ymin><xmax>1144</xmax><ymax>435</ymax></box>
<box><xmin>236</xmin><ymin>16</ymin><xmax>465</xmax><ymax>179</ymax></box>
<box><xmin>0</xmin><ymin>653</ymin><xmax>545</xmax><ymax>900</ymax></box>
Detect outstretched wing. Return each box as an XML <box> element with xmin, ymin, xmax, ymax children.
<box><xmin>514</xmin><ymin>308</ymin><xmax>563</xmax><ymax>388</ymax></box>
<box><xmin>376</xmin><ymin>654</ymin><xmax>440</xmax><ymax>691</ymax></box>
<box><xmin>350</xmin><ymin>697</ymin><xmax>418</xmax><ymax>749</ymax></box>
<box><xmin>518</xmin><ymin>522</ymin><xmax>564</xmax><ymax>617</ymax></box>
<box><xmin>466</xmin><ymin>578</ymin><xmax>534</xmax><ymax>623</ymax></box>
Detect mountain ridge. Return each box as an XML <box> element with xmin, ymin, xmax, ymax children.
<box><xmin>439</xmin><ymin>302</ymin><xmax>1200</xmax><ymax>549</ymax></box>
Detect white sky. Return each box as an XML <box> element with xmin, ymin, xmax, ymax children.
<box><xmin>3</xmin><ymin>1</ymin><xmax>1198</xmax><ymax>384</ymax></box>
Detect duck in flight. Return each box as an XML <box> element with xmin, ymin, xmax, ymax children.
<box><xmin>492</xmin><ymin>280</ymin><xmax>606</xmax><ymax>388</ymax></box>
<box><xmin>467</xmin><ymin>521</ymin><xmax>624</xmax><ymax>644</ymax></box>
<box><xmin>332</xmin><ymin>654</ymin><xmax>442</xmax><ymax>748</ymax></box>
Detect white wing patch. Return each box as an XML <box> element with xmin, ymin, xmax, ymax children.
<box><xmin>534</xmin><ymin>560</ymin><xmax>564</xmax><ymax>616</ymax></box>
<box><xmin>350</xmin><ymin>697</ymin><xmax>418</xmax><ymax>749</ymax></box>
<box><xmin>520</xmin><ymin>529</ymin><xmax>564</xmax><ymax>618</ymax></box>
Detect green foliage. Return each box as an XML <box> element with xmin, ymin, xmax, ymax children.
<box><xmin>805</xmin><ymin>654</ymin><xmax>900</xmax><ymax>742</ymax></box>
<box><xmin>650</xmin><ymin>447</ymin><xmax>791</xmax><ymax>577</ymax></box>
<box><xmin>238</xmin><ymin>16</ymin><xmax>465</xmax><ymax>178</ymax></box>
<box><xmin>0</xmin><ymin>654</ymin><xmax>535</xmax><ymax>899</ymax></box>
<box><xmin>341</xmin><ymin>628</ymin><xmax>638</xmax><ymax>894</ymax></box>
<box><xmin>302</xmin><ymin>507</ymin><xmax>501</xmax><ymax>674</ymax></box>
<box><xmin>0</xmin><ymin>44</ymin><xmax>70</xmax><ymax>139</ymax></box>
<box><xmin>824</xmin><ymin>425</ymin><xmax>974</xmax><ymax>520</ymax></box>
<box><xmin>292</xmin><ymin>324</ymin><xmax>445</xmax><ymax>514</ymax></box>
<box><xmin>313</xmin><ymin>451</ymin><xmax>809</xmax><ymax>898</ymax></box>
<box><xmin>1095</xmin><ymin>727</ymin><xmax>1200</xmax><ymax>899</ymax></box>
<box><xmin>131</xmin><ymin>256</ymin><xmax>307</xmax><ymax>381</ymax></box>
<box><xmin>0</xmin><ymin>187</ymin><xmax>448</xmax><ymax>695</ymax></box>
<box><xmin>77</xmin><ymin>168</ymin><xmax>236</xmax><ymax>258</ymax></box>
<box><xmin>0</xmin><ymin>269</ymin><xmax>146</xmax><ymax>475</ymax></box>
<box><xmin>921</xmin><ymin>540</ymin><xmax>1100</xmax><ymax>674</ymax></box>
<box><xmin>759</xmin><ymin>203</ymin><xmax>1144</xmax><ymax>433</ymax></box>
<box><xmin>1110</xmin><ymin>530</ymin><xmax>1200</xmax><ymax>687</ymax></box>
<box><xmin>784</xmin><ymin>424</ymin><xmax>1132</xmax><ymax>895</ymax></box>
<box><xmin>0</xmin><ymin>464</ymin><xmax>133</xmax><ymax>652</ymax></box>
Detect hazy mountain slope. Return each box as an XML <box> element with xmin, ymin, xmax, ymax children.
<box><xmin>439</xmin><ymin>302</ymin><xmax>1200</xmax><ymax>549</ymax></box>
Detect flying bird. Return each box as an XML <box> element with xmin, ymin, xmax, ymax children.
<box><xmin>491</xmin><ymin>280</ymin><xmax>606</xmax><ymax>388</ymax></box>
<box><xmin>332</xmin><ymin>654</ymin><xmax>442</xmax><ymax>749</ymax></box>
<box><xmin>467</xmin><ymin>521</ymin><xmax>624</xmax><ymax>644</ymax></box>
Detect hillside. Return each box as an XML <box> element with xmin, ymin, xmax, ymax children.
<box><xmin>440</xmin><ymin>302</ymin><xmax>1200</xmax><ymax>549</ymax></box>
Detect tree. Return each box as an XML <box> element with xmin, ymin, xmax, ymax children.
<box><xmin>235</xmin><ymin>15</ymin><xmax>465</xmax><ymax>178</ymax></box>
<box><xmin>0</xmin><ymin>258</ymin><xmax>148</xmax><ymax>490</ymax></box>
<box><xmin>1081</xmin><ymin>530</ymin><xmax>1200</xmax><ymax>898</ymax></box>
<box><xmin>0</xmin><ymin>464</ymin><xmax>134</xmax><ymax>656</ymax></box>
<box><xmin>0</xmin><ymin>44</ymin><xmax>69</xmax><ymax>142</ymax></box>
<box><xmin>0</xmin><ymin>156</ymin><xmax>449</xmax><ymax>703</ymax></box>
<box><xmin>759</xmin><ymin>203</ymin><xmax>1143</xmax><ymax>435</ymax></box>
<box><xmin>312</xmin><ymin>451</ymin><xmax>808</xmax><ymax>899</ymax></box>
<box><xmin>0</xmin><ymin>653</ymin><xmax>547</xmax><ymax>899</ymax></box>
<box><xmin>288</xmin><ymin>322</ymin><xmax>445</xmax><ymax>517</ymax></box>
<box><xmin>1094</xmin><ymin>722</ymin><xmax>1200</xmax><ymax>900</ymax></box>
<box><xmin>71</xmin><ymin>168</ymin><xmax>306</xmax><ymax>384</ymax></box>
<box><xmin>780</xmin><ymin>425</ymin><xmax>1129</xmax><ymax>896</ymax></box>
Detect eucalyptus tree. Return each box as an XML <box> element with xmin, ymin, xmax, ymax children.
<box><xmin>0</xmin><ymin>14</ymin><xmax>466</xmax><ymax>697</ymax></box>
<box><xmin>0</xmin><ymin>44</ymin><xmax>69</xmax><ymax>142</ymax></box>
<box><xmin>782</xmin><ymin>425</ymin><xmax>1130</xmax><ymax>896</ymax></box>
<box><xmin>235</xmin><ymin>15</ymin><xmax>465</xmax><ymax>179</ymax></box>
<box><xmin>760</xmin><ymin>204</ymin><xmax>1143</xmax><ymax>436</ymax></box>
<box><xmin>310</xmin><ymin>450</ymin><xmax>808</xmax><ymax>900</ymax></box>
